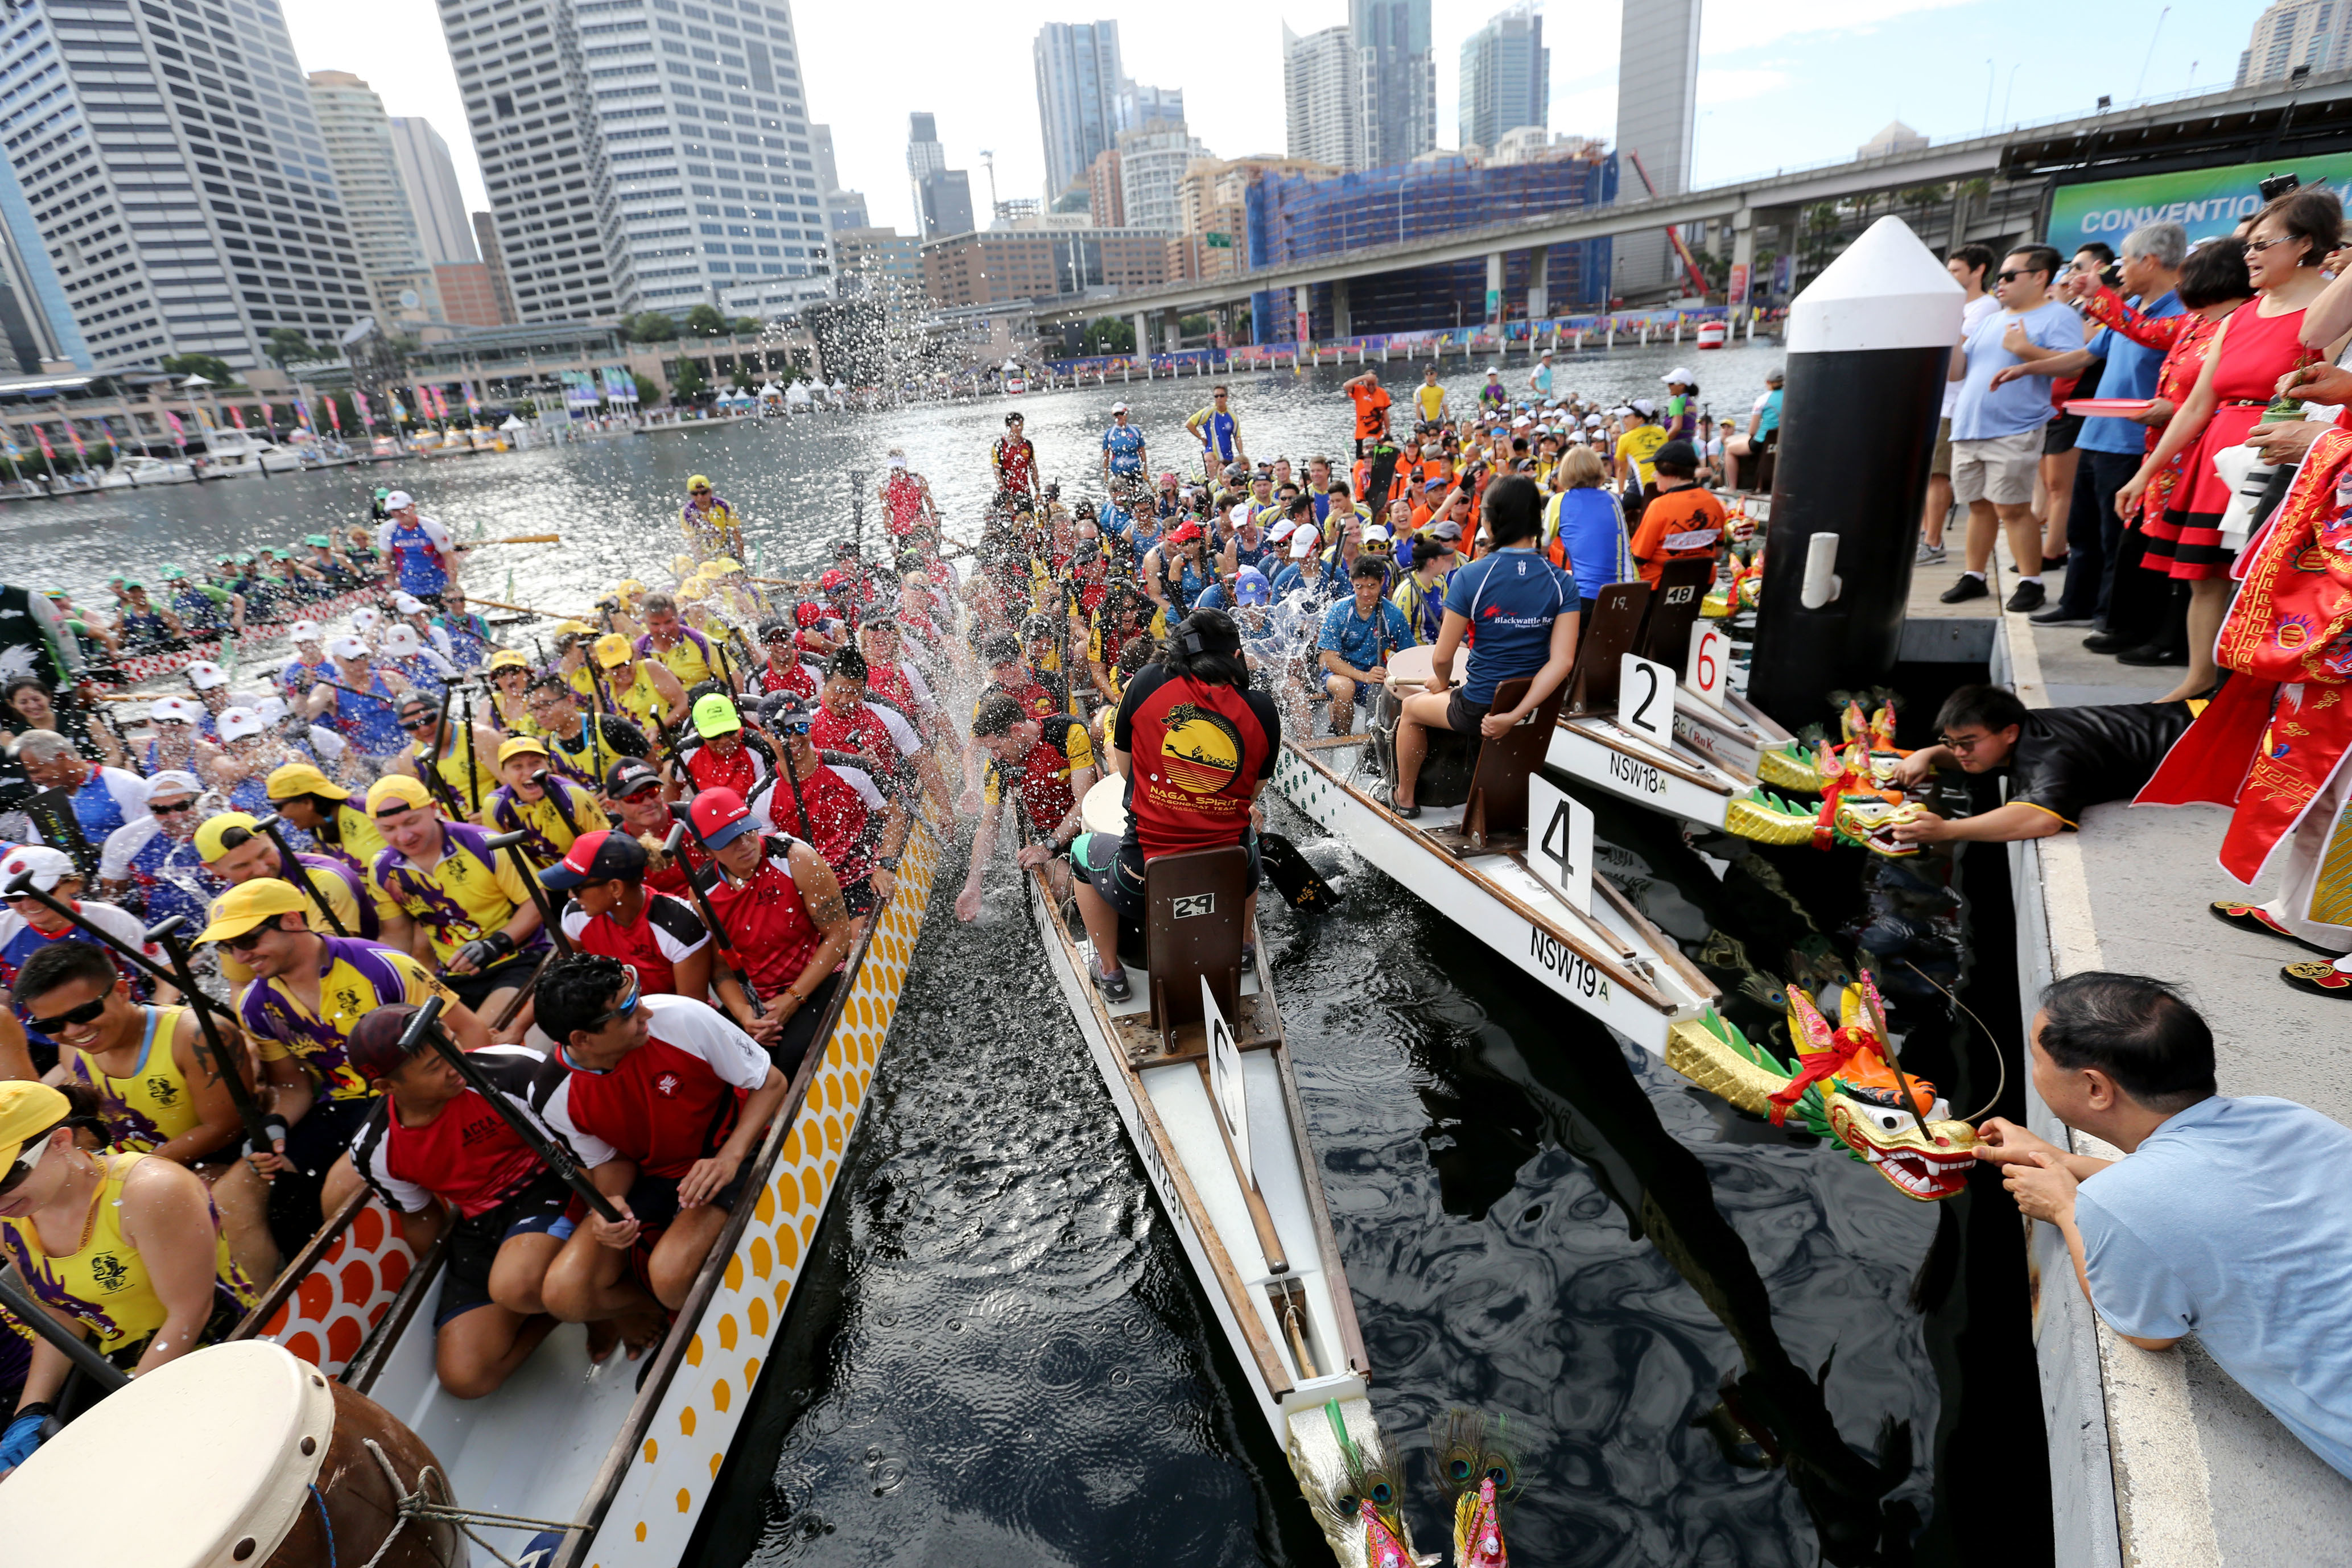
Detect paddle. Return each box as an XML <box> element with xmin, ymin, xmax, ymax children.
<box><xmin>483</xmin><ymin>827</ymin><xmax>573</xmax><ymax>958</ymax></box>
<box><xmin>0</xmin><ymin>1257</ymin><xmax>130</xmax><ymax>1396</ymax></box>
<box><xmin>398</xmin><ymin>997</ymin><xmax>622</xmax><ymax>1223</ymax></box>
<box><xmin>1258</xmin><ymin>830</ymin><xmax>1339</xmax><ymax>913</ymax></box>
<box><xmin>664</xmin><ymin>806</ymin><xmax>766</xmax><ymax>1018</ymax></box>
<box><xmin>143</xmin><ymin>915</ymin><xmax>290</xmax><ymax>1158</ymax></box>
<box><xmin>0</xmin><ymin>871</ymin><xmax>234</xmax><ymax>1025</ymax></box>
<box><xmin>470</xmin><ymin>533</ymin><xmax>562</xmax><ymax>546</ymax></box>
<box><xmin>248</xmin><ymin>812</ymin><xmax>350</xmax><ymax>936</ymax></box>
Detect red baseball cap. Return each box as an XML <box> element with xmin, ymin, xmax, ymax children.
<box><xmin>1166</xmin><ymin>521</ymin><xmax>1204</xmax><ymax>544</ymax></box>
<box><xmin>690</xmin><ymin>787</ymin><xmax>756</xmax><ymax>849</ymax></box>
<box><xmin>346</xmin><ymin>1004</ymin><xmax>424</xmax><ymax>1083</ymax></box>
<box><xmin>538</xmin><ymin>828</ymin><xmax>648</xmax><ymax>890</ymax></box>
<box><xmin>794</xmin><ymin>601</ymin><xmax>823</xmax><ymax>628</ymax></box>
<box><xmin>819</xmin><ymin>568</ymin><xmax>848</xmax><ymax>592</ymax></box>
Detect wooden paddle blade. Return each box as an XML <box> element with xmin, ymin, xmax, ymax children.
<box><xmin>489</xmin><ymin>533</ymin><xmax>562</xmax><ymax>544</ymax></box>
<box><xmin>1260</xmin><ymin>831</ymin><xmax>1339</xmax><ymax>911</ymax></box>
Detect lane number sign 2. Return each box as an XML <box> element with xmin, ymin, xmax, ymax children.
<box><xmin>1686</xmin><ymin>625</ymin><xmax>1730</xmax><ymax>709</ymax></box>
<box><xmin>1528</xmin><ymin>774</ymin><xmax>1595</xmax><ymax>915</ymax></box>
<box><xmin>1618</xmin><ymin>653</ymin><xmax>1678</xmax><ymax>750</ymax></box>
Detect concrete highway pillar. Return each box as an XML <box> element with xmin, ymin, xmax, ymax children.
<box><xmin>1746</xmin><ymin>216</ymin><xmax>1965</xmax><ymax>728</ymax></box>
<box><xmin>1130</xmin><ymin>311</ymin><xmax>1149</xmax><ymax>361</ymax></box>
<box><xmin>1732</xmin><ymin>208</ymin><xmax>1756</xmax><ymax>312</ymax></box>
<box><xmin>1526</xmin><ymin>245</ymin><xmax>1549</xmax><ymax>323</ymax></box>
<box><xmin>1333</xmin><ymin>277</ymin><xmax>1352</xmax><ymax>341</ymax></box>
<box><xmin>1484</xmin><ymin>252</ymin><xmax>1504</xmax><ymax>324</ymax></box>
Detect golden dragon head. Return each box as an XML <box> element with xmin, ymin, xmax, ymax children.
<box><xmin>1794</xmin><ymin>976</ymin><xmax>1978</xmax><ymax>1200</ymax></box>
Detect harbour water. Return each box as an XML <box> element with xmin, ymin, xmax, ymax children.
<box><xmin>12</xmin><ymin>340</ymin><xmax>2049</xmax><ymax>1564</ymax></box>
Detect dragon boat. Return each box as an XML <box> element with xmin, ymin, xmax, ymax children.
<box><xmin>203</xmin><ymin>801</ymin><xmax>950</xmax><ymax>1567</ymax></box>
<box><xmin>1034</xmin><ymin>778</ymin><xmax>1423</xmax><ymax>1568</ymax></box>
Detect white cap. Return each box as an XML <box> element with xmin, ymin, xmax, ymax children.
<box><xmin>1228</xmin><ymin>505</ymin><xmax>1255</xmax><ymax>531</ymax></box>
<box><xmin>1584</xmin><ymin>414</ymin><xmax>1603</xmax><ymax>427</ymax></box>
<box><xmin>1662</xmin><ymin>365</ymin><xmax>1694</xmax><ymax>384</ymax></box>
<box><xmin>1363</xmin><ymin>524</ymin><xmax>1392</xmax><ymax>544</ymax></box>
<box><xmin>1512</xmin><ymin>416</ymin><xmax>1532</xmax><ymax>428</ymax></box>
<box><xmin>392</xmin><ymin>593</ymin><xmax>426</xmax><ymax>614</ymax></box>
<box><xmin>1269</xmin><ymin>519</ymin><xmax>1297</xmax><ymax>543</ymax></box>
<box><xmin>288</xmin><ymin>620</ymin><xmax>320</xmax><ymax>642</ymax></box>
<box><xmin>350</xmin><ymin>607</ymin><xmax>382</xmax><ymax>632</ymax></box>
<box><xmin>1630</xmin><ymin>398</ymin><xmax>1658</xmax><ymax>417</ymax></box>
<box><xmin>379</xmin><ymin>624</ymin><xmax>422</xmax><ymax>654</ymax></box>
<box><xmin>384</xmin><ymin>490</ymin><xmax>414</xmax><ymax>509</ymax></box>
<box><xmin>329</xmin><ymin>636</ymin><xmax>370</xmax><ymax>659</ymax></box>
<box><xmin>146</xmin><ymin>769</ymin><xmax>203</xmax><ymax>797</ymax></box>
<box><xmin>184</xmin><ymin>660</ymin><xmax>228</xmax><ymax>690</ymax></box>
<box><xmin>1111</xmin><ymin>402</ymin><xmax>1128</xmax><ymax>414</ymax></box>
<box><xmin>0</xmin><ymin>844</ymin><xmax>75</xmax><ymax>893</ymax></box>
<box><xmin>216</xmin><ymin>705</ymin><xmax>265</xmax><ymax>742</ymax></box>
<box><xmin>149</xmin><ymin>695</ymin><xmax>203</xmax><ymax>724</ymax></box>
<box><xmin>254</xmin><ymin>695</ymin><xmax>290</xmax><ymax>723</ymax></box>
<box><xmin>1289</xmin><ymin>532</ymin><xmax>1318</xmax><ymax>559</ymax></box>
<box><xmin>888</xmin><ymin>453</ymin><xmax>907</xmax><ymax>468</ymax></box>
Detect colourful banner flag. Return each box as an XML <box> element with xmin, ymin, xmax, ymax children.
<box><xmin>229</xmin><ymin>404</ymin><xmax>247</xmax><ymax>431</ymax></box>
<box><xmin>163</xmin><ymin>410</ymin><xmax>187</xmax><ymax>453</ymax></box>
<box><xmin>60</xmin><ymin>420</ymin><xmax>86</xmax><ymax>461</ymax></box>
<box><xmin>352</xmin><ymin>388</ymin><xmax>373</xmax><ymax>430</ymax></box>
<box><xmin>294</xmin><ymin>398</ymin><xmax>315</xmax><ymax>434</ymax></box>
<box><xmin>390</xmin><ymin>392</ymin><xmax>409</xmax><ymax>423</ymax></box>
<box><xmin>0</xmin><ymin>426</ymin><xmax>22</xmax><ymax>464</ymax></box>
<box><xmin>32</xmin><ymin>424</ymin><xmax>55</xmax><ymax>464</ymax></box>
<box><xmin>464</xmin><ymin>381</ymin><xmax>481</xmax><ymax>418</ymax></box>
<box><xmin>324</xmin><ymin>397</ymin><xmax>343</xmax><ymax>434</ymax></box>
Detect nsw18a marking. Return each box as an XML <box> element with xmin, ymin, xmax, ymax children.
<box><xmin>1607</xmin><ymin>749</ymin><xmax>1666</xmax><ymax>797</ymax></box>
<box><xmin>1529</xmin><ymin>924</ymin><xmax>1612</xmax><ymax>1002</ymax></box>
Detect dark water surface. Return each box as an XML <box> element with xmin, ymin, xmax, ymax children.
<box><xmin>7</xmin><ymin>340</ymin><xmax>2048</xmax><ymax>1564</ymax></box>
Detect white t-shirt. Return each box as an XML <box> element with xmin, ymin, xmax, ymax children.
<box><xmin>533</xmin><ymin>993</ymin><xmax>771</xmax><ymax>1167</ymax></box>
<box><xmin>1941</xmin><ymin>292</ymin><xmax>2003</xmax><ymax>419</ymax></box>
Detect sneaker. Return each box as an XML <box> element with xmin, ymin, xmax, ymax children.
<box><xmin>2211</xmin><ymin>901</ymin><xmax>2337</xmax><ymax>954</ymax></box>
<box><xmin>1937</xmin><ymin>575</ymin><xmax>1989</xmax><ymax>605</ymax></box>
<box><xmin>2081</xmin><ymin>630</ymin><xmax>2138</xmax><ymax>654</ymax></box>
<box><xmin>1384</xmin><ymin>788</ymin><xmax>1422</xmax><ymax>820</ymax></box>
<box><xmin>1094</xmin><ymin>963</ymin><xmax>1132</xmax><ymax>1003</ymax></box>
<box><xmin>2004</xmin><ymin>580</ymin><xmax>2046</xmax><ymax>613</ymax></box>
<box><xmin>2114</xmin><ymin>642</ymin><xmax>2188</xmax><ymax>667</ymax></box>
<box><xmin>2280</xmin><ymin>958</ymin><xmax>2352</xmax><ymax>998</ymax></box>
<box><xmin>2027</xmin><ymin>605</ymin><xmax>2093</xmax><ymax>627</ymax></box>
<box><xmin>1914</xmin><ymin>541</ymin><xmax>1947</xmax><ymax>564</ymax></box>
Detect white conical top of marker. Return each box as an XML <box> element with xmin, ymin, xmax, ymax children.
<box><xmin>1786</xmin><ymin>215</ymin><xmax>1966</xmax><ymax>354</ymax></box>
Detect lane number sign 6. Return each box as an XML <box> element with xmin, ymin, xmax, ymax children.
<box><xmin>1686</xmin><ymin>625</ymin><xmax>1730</xmax><ymax>709</ymax></box>
<box><xmin>1618</xmin><ymin>652</ymin><xmax>1678</xmax><ymax>750</ymax></box>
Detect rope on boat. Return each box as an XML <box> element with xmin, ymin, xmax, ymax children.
<box><xmin>355</xmin><ymin>1439</ymin><xmax>580</xmax><ymax>1568</ymax></box>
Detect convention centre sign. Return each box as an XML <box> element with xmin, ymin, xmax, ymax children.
<box><xmin>2048</xmin><ymin>153</ymin><xmax>2352</xmax><ymax>255</ymax></box>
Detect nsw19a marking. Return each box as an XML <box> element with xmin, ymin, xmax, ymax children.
<box><xmin>1529</xmin><ymin>923</ymin><xmax>1612</xmax><ymax>1002</ymax></box>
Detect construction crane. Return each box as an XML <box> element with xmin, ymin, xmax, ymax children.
<box><xmin>1625</xmin><ymin>148</ymin><xmax>1715</xmax><ymax>302</ymax></box>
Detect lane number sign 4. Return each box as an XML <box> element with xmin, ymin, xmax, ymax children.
<box><xmin>1529</xmin><ymin>774</ymin><xmax>1595</xmax><ymax>915</ymax></box>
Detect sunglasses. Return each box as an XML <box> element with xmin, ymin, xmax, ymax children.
<box><xmin>399</xmin><ymin>717</ymin><xmax>434</xmax><ymax>731</ymax></box>
<box><xmin>583</xmin><ymin>975</ymin><xmax>643</xmax><ymax>1032</ymax></box>
<box><xmin>2242</xmin><ymin>237</ymin><xmax>2297</xmax><ymax>255</ymax></box>
<box><xmin>149</xmin><ymin>799</ymin><xmax>196</xmax><ymax>815</ymax></box>
<box><xmin>0</xmin><ymin>1136</ymin><xmax>48</xmax><ymax>1196</ymax></box>
<box><xmin>27</xmin><ymin>994</ymin><xmax>107</xmax><ymax>1034</ymax></box>
<box><xmin>1996</xmin><ymin>268</ymin><xmax>2046</xmax><ymax>282</ymax></box>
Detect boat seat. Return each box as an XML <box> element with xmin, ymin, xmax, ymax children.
<box><xmin>1749</xmin><ymin>426</ymin><xmax>1780</xmax><ymax>494</ymax></box>
<box><xmin>1143</xmin><ymin>844</ymin><xmax>1249</xmax><ymax>1057</ymax></box>
<box><xmin>1563</xmin><ymin>582</ymin><xmax>1650</xmax><ymax>715</ymax></box>
<box><xmin>1455</xmin><ymin>674</ymin><xmax>1566</xmax><ymax>853</ymax></box>
<box><xmin>1637</xmin><ymin>556</ymin><xmax>1716</xmax><ymax>671</ymax></box>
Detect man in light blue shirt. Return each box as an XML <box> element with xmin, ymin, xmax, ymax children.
<box><xmin>1982</xmin><ymin>972</ymin><xmax>2352</xmax><ymax>1479</ymax></box>
<box><xmin>1942</xmin><ymin>245</ymin><xmax>2086</xmax><ymax>613</ymax></box>
<box><xmin>1998</xmin><ymin>225</ymin><xmax>2186</xmax><ymax>640</ymax></box>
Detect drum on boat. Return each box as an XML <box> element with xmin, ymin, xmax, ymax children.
<box><xmin>1380</xmin><ymin>643</ymin><xmax>1459</xmax><ymax>699</ymax></box>
<box><xmin>0</xmin><ymin>1341</ymin><xmax>461</xmax><ymax>1568</ymax></box>
<box><xmin>1080</xmin><ymin>773</ymin><xmax>1128</xmax><ymax>839</ymax></box>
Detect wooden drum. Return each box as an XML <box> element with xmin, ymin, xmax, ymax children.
<box><xmin>1383</xmin><ymin>645</ymin><xmax>1458</xmax><ymax>698</ymax></box>
<box><xmin>0</xmin><ymin>1340</ymin><xmax>461</xmax><ymax>1568</ymax></box>
<box><xmin>1080</xmin><ymin>774</ymin><xmax>1129</xmax><ymax>839</ymax></box>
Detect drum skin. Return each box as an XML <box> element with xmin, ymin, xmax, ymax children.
<box><xmin>262</xmin><ymin>1381</ymin><xmax>463</xmax><ymax>1568</ymax></box>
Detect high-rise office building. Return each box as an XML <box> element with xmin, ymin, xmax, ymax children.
<box><xmin>1612</xmin><ymin>0</ymin><xmax>1700</xmax><ymax>293</ymax></box>
<box><xmin>1117</xmin><ymin>127</ymin><xmax>1207</xmax><ymax>235</ymax></box>
<box><xmin>1458</xmin><ymin>5</ymin><xmax>1548</xmax><ymax>152</ymax></box>
<box><xmin>1353</xmin><ymin>0</ymin><xmax>1434</xmax><ymax>169</ymax></box>
<box><xmin>907</xmin><ymin>113</ymin><xmax>974</xmax><ymax>239</ymax></box>
<box><xmin>2239</xmin><ymin>0</ymin><xmax>2352</xmax><ymax>84</ymax></box>
<box><xmin>471</xmin><ymin>211</ymin><xmax>518</xmax><ymax>324</ymax></box>
<box><xmin>444</xmin><ymin>0</ymin><xmax>826</xmax><ymax>316</ymax></box>
<box><xmin>0</xmin><ymin>0</ymin><xmax>372</xmax><ymax>371</ymax></box>
<box><xmin>1034</xmin><ymin>20</ymin><xmax>1124</xmax><ymax>204</ymax></box>
<box><xmin>1121</xmin><ymin>82</ymin><xmax>1184</xmax><ymax>135</ymax></box>
<box><xmin>389</xmin><ymin>117</ymin><xmax>475</xmax><ymax>266</ymax></box>
<box><xmin>308</xmin><ymin>73</ymin><xmax>444</xmax><ymax>327</ymax></box>
<box><xmin>1285</xmin><ymin>24</ymin><xmax>1364</xmax><ymax>172</ymax></box>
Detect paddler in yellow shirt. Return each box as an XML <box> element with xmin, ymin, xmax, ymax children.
<box><xmin>390</xmin><ymin>691</ymin><xmax>502</xmax><ymax>823</ymax></box>
<box><xmin>485</xmin><ymin>736</ymin><xmax>612</xmax><ymax>868</ymax></box>
<box><xmin>588</xmin><ymin>632</ymin><xmax>689</xmax><ymax>739</ymax></box>
<box><xmin>265</xmin><ymin>761</ymin><xmax>387</xmax><ymax>882</ymax></box>
<box><xmin>363</xmin><ymin>776</ymin><xmax>544</xmax><ymax>1025</ymax></box>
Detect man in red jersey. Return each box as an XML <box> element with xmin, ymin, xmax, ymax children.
<box><xmin>674</xmin><ymin>693</ymin><xmax>777</xmax><ymax>800</ymax></box>
<box><xmin>744</xmin><ymin>698</ymin><xmax>905</xmax><ymax>917</ymax></box>
<box><xmin>345</xmin><ymin>1005</ymin><xmax>592</xmax><ymax>1393</ymax></box>
<box><xmin>1067</xmin><ymin>609</ymin><xmax>1278</xmax><ymax>1001</ymax></box>
<box><xmin>539</xmin><ymin>829</ymin><xmax>715</xmax><ymax>1002</ymax></box>
<box><xmin>756</xmin><ymin>618</ymin><xmax>817</xmax><ymax>700</ymax></box>
<box><xmin>810</xmin><ymin>648</ymin><xmax>948</xmax><ymax>813</ymax></box>
<box><xmin>685</xmin><ymin>788</ymin><xmax>858</xmax><ymax>1067</ymax></box>
<box><xmin>531</xmin><ymin>954</ymin><xmax>787</xmax><ymax>1316</ymax></box>
<box><xmin>955</xmin><ymin>693</ymin><xmax>1096</xmax><ymax>922</ymax></box>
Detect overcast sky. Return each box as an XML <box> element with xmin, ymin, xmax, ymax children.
<box><xmin>279</xmin><ymin>0</ymin><xmax>2268</xmax><ymax>233</ymax></box>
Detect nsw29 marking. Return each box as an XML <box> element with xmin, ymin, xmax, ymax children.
<box><xmin>1530</xmin><ymin>925</ymin><xmax>1612</xmax><ymax>1002</ymax></box>
<box><xmin>1608</xmin><ymin>750</ymin><xmax>1666</xmax><ymax>797</ymax></box>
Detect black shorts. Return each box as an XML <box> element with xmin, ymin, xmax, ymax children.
<box><xmin>840</xmin><ymin>877</ymin><xmax>878</xmax><ymax>917</ymax></box>
<box><xmin>2042</xmin><ymin>414</ymin><xmax>2083</xmax><ymax>456</ymax></box>
<box><xmin>442</xmin><ymin>949</ymin><xmax>544</xmax><ymax>1011</ymax></box>
<box><xmin>1072</xmin><ymin>826</ymin><xmax>1260</xmax><ymax>924</ymax></box>
<box><xmin>625</xmin><ymin>1161</ymin><xmax>750</xmax><ymax>1232</ymax></box>
<box><xmin>434</xmin><ymin>1169</ymin><xmax>580</xmax><ymax>1326</ymax></box>
<box><xmin>1445</xmin><ymin>691</ymin><xmax>1493</xmax><ymax>735</ymax></box>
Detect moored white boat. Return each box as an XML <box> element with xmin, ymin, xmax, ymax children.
<box><xmin>1028</xmin><ymin>779</ymin><xmax>1417</xmax><ymax>1567</ymax></box>
<box><xmin>96</xmin><ymin>454</ymin><xmax>196</xmax><ymax>486</ymax></box>
<box><xmin>202</xmin><ymin>432</ymin><xmax>304</xmax><ymax>476</ymax></box>
<box><xmin>220</xmin><ymin>806</ymin><xmax>949</xmax><ymax>1568</ymax></box>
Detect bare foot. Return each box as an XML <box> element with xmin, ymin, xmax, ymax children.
<box><xmin>586</xmin><ymin>1319</ymin><xmax>620</xmax><ymax>1363</ymax></box>
<box><xmin>619</xmin><ymin>1310</ymin><xmax>667</xmax><ymax>1360</ymax></box>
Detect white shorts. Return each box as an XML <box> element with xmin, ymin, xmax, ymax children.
<box><xmin>1949</xmin><ymin>429</ymin><xmax>2042</xmax><ymax>507</ymax></box>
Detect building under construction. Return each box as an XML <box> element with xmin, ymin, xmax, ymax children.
<box><xmin>1245</xmin><ymin>147</ymin><xmax>1616</xmax><ymax>340</ymax></box>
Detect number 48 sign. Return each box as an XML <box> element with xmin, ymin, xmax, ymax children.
<box><xmin>1527</xmin><ymin>775</ymin><xmax>1595</xmax><ymax>914</ymax></box>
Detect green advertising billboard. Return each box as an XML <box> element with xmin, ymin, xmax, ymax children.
<box><xmin>2047</xmin><ymin>154</ymin><xmax>2352</xmax><ymax>256</ymax></box>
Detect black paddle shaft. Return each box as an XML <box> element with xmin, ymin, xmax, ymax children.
<box><xmin>482</xmin><ymin>828</ymin><xmax>573</xmax><ymax>956</ymax></box>
<box><xmin>400</xmin><ymin>997</ymin><xmax>621</xmax><ymax>1223</ymax></box>
<box><xmin>0</xmin><ymin>871</ymin><xmax>234</xmax><ymax>1026</ymax></box>
<box><xmin>143</xmin><ymin>917</ymin><xmax>288</xmax><ymax>1155</ymax></box>
<box><xmin>665</xmin><ymin>803</ymin><xmax>765</xmax><ymax>1017</ymax></box>
<box><xmin>0</xmin><ymin>1257</ymin><xmax>130</xmax><ymax>1394</ymax></box>
<box><xmin>248</xmin><ymin>813</ymin><xmax>349</xmax><ymax>936</ymax></box>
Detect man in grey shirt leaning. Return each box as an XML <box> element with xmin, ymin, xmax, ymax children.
<box><xmin>1979</xmin><ymin>971</ymin><xmax>2352</xmax><ymax>1478</ymax></box>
